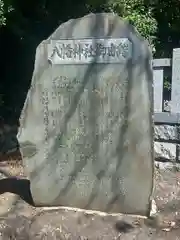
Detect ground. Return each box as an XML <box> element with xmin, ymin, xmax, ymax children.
<box><xmin>0</xmin><ymin>152</ymin><xmax>180</xmax><ymax>239</ymax></box>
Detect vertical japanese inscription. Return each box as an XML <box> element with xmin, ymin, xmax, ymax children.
<box><xmin>42</xmin><ymin>88</ymin><xmax>49</xmax><ymax>160</ymax></box>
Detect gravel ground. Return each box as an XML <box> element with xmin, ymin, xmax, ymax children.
<box><xmin>0</xmin><ymin>158</ymin><xmax>180</xmax><ymax>239</ymax></box>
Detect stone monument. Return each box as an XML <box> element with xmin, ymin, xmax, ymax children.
<box><xmin>17</xmin><ymin>13</ymin><xmax>154</xmax><ymax>216</ymax></box>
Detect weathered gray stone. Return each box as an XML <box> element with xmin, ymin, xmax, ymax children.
<box><xmin>17</xmin><ymin>13</ymin><xmax>154</xmax><ymax>216</ymax></box>
<box><xmin>153</xmin><ymin>68</ymin><xmax>163</xmax><ymax>112</ymax></box>
<box><xmin>155</xmin><ymin>161</ymin><xmax>180</xmax><ymax>170</ymax></box>
<box><xmin>171</xmin><ymin>48</ymin><xmax>180</xmax><ymax>113</ymax></box>
<box><xmin>154</xmin><ymin>125</ymin><xmax>177</xmax><ymax>141</ymax></box>
<box><xmin>154</xmin><ymin>142</ymin><xmax>176</xmax><ymax>161</ymax></box>
<box><xmin>154</xmin><ymin>123</ymin><xmax>180</xmax><ymax>162</ymax></box>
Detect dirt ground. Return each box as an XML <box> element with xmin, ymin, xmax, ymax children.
<box><xmin>0</xmin><ymin>155</ymin><xmax>180</xmax><ymax>239</ymax></box>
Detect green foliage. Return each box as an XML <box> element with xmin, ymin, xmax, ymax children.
<box><xmin>0</xmin><ymin>0</ymin><xmax>14</xmax><ymax>26</ymax></box>
<box><xmin>107</xmin><ymin>0</ymin><xmax>157</xmax><ymax>51</ymax></box>
<box><xmin>0</xmin><ymin>0</ymin><xmax>5</xmax><ymax>26</ymax></box>
<box><xmin>0</xmin><ymin>0</ymin><xmax>157</xmax><ymax>49</ymax></box>
<box><xmin>85</xmin><ymin>0</ymin><xmax>158</xmax><ymax>51</ymax></box>
<box><xmin>164</xmin><ymin>76</ymin><xmax>171</xmax><ymax>90</ymax></box>
<box><xmin>1</xmin><ymin>0</ymin><xmax>180</xmax><ymax>57</ymax></box>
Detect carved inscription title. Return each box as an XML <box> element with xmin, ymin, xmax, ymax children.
<box><xmin>48</xmin><ymin>38</ymin><xmax>132</xmax><ymax>64</ymax></box>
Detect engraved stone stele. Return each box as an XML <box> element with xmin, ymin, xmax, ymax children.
<box><xmin>17</xmin><ymin>13</ymin><xmax>154</xmax><ymax>216</ymax></box>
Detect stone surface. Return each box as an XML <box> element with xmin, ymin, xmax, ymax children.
<box><xmin>153</xmin><ymin>68</ymin><xmax>163</xmax><ymax>112</ymax></box>
<box><xmin>171</xmin><ymin>48</ymin><xmax>180</xmax><ymax>113</ymax></box>
<box><xmin>17</xmin><ymin>13</ymin><xmax>154</xmax><ymax>216</ymax></box>
<box><xmin>154</xmin><ymin>123</ymin><xmax>180</xmax><ymax>163</ymax></box>
<box><xmin>155</xmin><ymin>161</ymin><xmax>180</xmax><ymax>170</ymax></box>
<box><xmin>154</xmin><ymin>125</ymin><xmax>178</xmax><ymax>141</ymax></box>
<box><xmin>154</xmin><ymin>142</ymin><xmax>177</xmax><ymax>162</ymax></box>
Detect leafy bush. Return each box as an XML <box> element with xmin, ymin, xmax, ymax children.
<box><xmin>107</xmin><ymin>0</ymin><xmax>157</xmax><ymax>52</ymax></box>
<box><xmin>0</xmin><ymin>0</ymin><xmax>5</xmax><ymax>26</ymax></box>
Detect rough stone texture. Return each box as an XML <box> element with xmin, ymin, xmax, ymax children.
<box><xmin>154</xmin><ymin>124</ymin><xmax>180</xmax><ymax>162</ymax></box>
<box><xmin>155</xmin><ymin>161</ymin><xmax>180</xmax><ymax>170</ymax></box>
<box><xmin>17</xmin><ymin>13</ymin><xmax>154</xmax><ymax>216</ymax></box>
<box><xmin>154</xmin><ymin>125</ymin><xmax>178</xmax><ymax>141</ymax></box>
<box><xmin>154</xmin><ymin>142</ymin><xmax>177</xmax><ymax>162</ymax></box>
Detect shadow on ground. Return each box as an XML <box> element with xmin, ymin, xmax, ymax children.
<box><xmin>0</xmin><ymin>178</ymin><xmax>34</xmax><ymax>206</ymax></box>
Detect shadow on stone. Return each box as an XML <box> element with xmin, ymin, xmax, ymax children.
<box><xmin>0</xmin><ymin>178</ymin><xmax>34</xmax><ymax>206</ymax></box>
<box><xmin>114</xmin><ymin>220</ymin><xmax>134</xmax><ymax>233</ymax></box>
